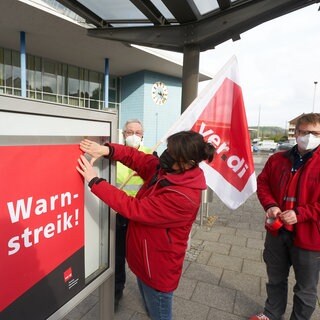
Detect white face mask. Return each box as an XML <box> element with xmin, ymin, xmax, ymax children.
<box><xmin>125</xmin><ymin>134</ymin><xmax>142</xmax><ymax>148</ymax></box>
<box><xmin>296</xmin><ymin>134</ymin><xmax>320</xmax><ymax>151</ymax></box>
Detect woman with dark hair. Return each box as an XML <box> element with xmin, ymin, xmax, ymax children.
<box><xmin>77</xmin><ymin>130</ymin><xmax>215</xmax><ymax>320</ymax></box>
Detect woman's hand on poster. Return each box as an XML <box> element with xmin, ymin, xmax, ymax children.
<box><xmin>80</xmin><ymin>139</ymin><xmax>109</xmax><ymax>165</ymax></box>
<box><xmin>76</xmin><ymin>155</ymin><xmax>98</xmax><ymax>183</ymax></box>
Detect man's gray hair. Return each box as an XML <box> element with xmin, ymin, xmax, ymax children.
<box><xmin>123</xmin><ymin>119</ymin><xmax>144</xmax><ymax>131</ymax></box>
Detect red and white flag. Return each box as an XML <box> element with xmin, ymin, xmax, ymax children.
<box><xmin>161</xmin><ymin>56</ymin><xmax>256</xmax><ymax>209</ymax></box>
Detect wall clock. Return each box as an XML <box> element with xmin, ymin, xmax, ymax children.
<box><xmin>151</xmin><ymin>81</ymin><xmax>168</xmax><ymax>105</ymax></box>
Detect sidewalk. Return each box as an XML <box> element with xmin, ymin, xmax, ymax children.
<box><xmin>64</xmin><ymin>154</ymin><xmax>320</xmax><ymax>320</ymax></box>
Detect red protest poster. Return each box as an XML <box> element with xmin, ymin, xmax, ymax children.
<box><xmin>0</xmin><ymin>144</ymin><xmax>85</xmax><ymax>319</ymax></box>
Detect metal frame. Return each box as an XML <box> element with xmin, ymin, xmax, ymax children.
<box><xmin>56</xmin><ymin>0</ymin><xmax>319</xmax><ymax>112</ymax></box>
<box><xmin>57</xmin><ymin>0</ymin><xmax>319</xmax><ymax>52</ymax></box>
<box><xmin>0</xmin><ymin>94</ymin><xmax>118</xmax><ymax>320</ymax></box>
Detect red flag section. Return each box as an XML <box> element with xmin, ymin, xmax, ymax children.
<box><xmin>161</xmin><ymin>56</ymin><xmax>256</xmax><ymax>209</ymax></box>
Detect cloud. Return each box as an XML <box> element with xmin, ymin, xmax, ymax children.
<box><xmin>199</xmin><ymin>4</ymin><xmax>320</xmax><ymax>127</ymax></box>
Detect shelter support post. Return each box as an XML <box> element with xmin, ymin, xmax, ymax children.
<box><xmin>99</xmin><ymin>274</ymin><xmax>114</xmax><ymax>319</ymax></box>
<box><xmin>199</xmin><ymin>187</ymin><xmax>214</xmax><ymax>226</ymax></box>
<box><xmin>181</xmin><ymin>44</ymin><xmax>200</xmax><ymax>113</ymax></box>
<box><xmin>181</xmin><ymin>45</ymin><xmax>212</xmax><ymax>226</ymax></box>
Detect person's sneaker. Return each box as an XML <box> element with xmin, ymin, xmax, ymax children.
<box><xmin>249</xmin><ymin>314</ymin><xmax>270</xmax><ymax>320</ymax></box>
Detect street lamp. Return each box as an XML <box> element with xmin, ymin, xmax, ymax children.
<box><xmin>312</xmin><ymin>81</ymin><xmax>318</xmax><ymax>113</ymax></box>
<box><xmin>257</xmin><ymin>104</ymin><xmax>261</xmax><ymax>138</ymax></box>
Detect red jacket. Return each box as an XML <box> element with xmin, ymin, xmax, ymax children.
<box><xmin>257</xmin><ymin>147</ymin><xmax>320</xmax><ymax>251</ymax></box>
<box><xmin>91</xmin><ymin>143</ymin><xmax>207</xmax><ymax>292</ymax></box>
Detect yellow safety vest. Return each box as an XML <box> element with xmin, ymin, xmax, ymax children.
<box><xmin>116</xmin><ymin>145</ymin><xmax>152</xmax><ymax>196</ymax></box>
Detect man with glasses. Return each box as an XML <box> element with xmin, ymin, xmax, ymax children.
<box><xmin>250</xmin><ymin>113</ymin><xmax>320</xmax><ymax>320</ymax></box>
<box><xmin>115</xmin><ymin>119</ymin><xmax>151</xmax><ymax>310</ymax></box>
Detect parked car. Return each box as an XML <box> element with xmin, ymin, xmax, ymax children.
<box><xmin>255</xmin><ymin>140</ymin><xmax>278</xmax><ymax>152</ymax></box>
<box><xmin>252</xmin><ymin>144</ymin><xmax>260</xmax><ymax>152</ymax></box>
<box><xmin>276</xmin><ymin>142</ymin><xmax>295</xmax><ymax>152</ymax></box>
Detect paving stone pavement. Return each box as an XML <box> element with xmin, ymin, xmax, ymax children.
<box><xmin>63</xmin><ymin>153</ymin><xmax>320</xmax><ymax>320</ymax></box>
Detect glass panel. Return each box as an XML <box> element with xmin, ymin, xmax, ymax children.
<box><xmin>43</xmin><ymin>59</ymin><xmax>57</xmax><ymax>95</ymax></box>
<box><xmin>109</xmin><ymin>75</ymin><xmax>116</xmax><ymax>89</ymax></box>
<box><xmin>88</xmin><ymin>71</ymin><xmax>100</xmax><ymax>108</ymax></box>
<box><xmin>5</xmin><ymin>88</ymin><xmax>12</xmax><ymax>95</ymax></box>
<box><xmin>68</xmin><ymin>65</ymin><xmax>80</xmax><ymax>101</ymax></box>
<box><xmin>35</xmin><ymin>57</ymin><xmax>42</xmax><ymax>92</ymax></box>
<box><xmin>62</xmin><ymin>64</ymin><xmax>68</xmax><ymax>97</ymax></box>
<box><xmin>69</xmin><ymin>97</ymin><xmax>79</xmax><ymax>106</ymax></box>
<box><xmin>108</xmin><ymin>102</ymin><xmax>118</xmax><ymax>109</ymax></box>
<box><xmin>43</xmin><ymin>93</ymin><xmax>57</xmax><ymax>102</ymax></box>
<box><xmin>79</xmin><ymin>98</ymin><xmax>85</xmax><ymax>107</ymax></box>
<box><xmin>150</xmin><ymin>0</ymin><xmax>174</xmax><ymax>19</ymax></box>
<box><xmin>0</xmin><ymin>47</ymin><xmax>116</xmax><ymax>111</ymax></box>
<box><xmin>83</xmin><ymin>69</ymin><xmax>90</xmax><ymax>107</ymax></box>
<box><xmin>29</xmin><ymin>91</ymin><xmax>35</xmax><ymax>99</ymax></box>
<box><xmin>99</xmin><ymin>73</ymin><xmax>104</xmax><ymax>108</ymax></box>
<box><xmin>0</xmin><ymin>48</ymin><xmax>4</xmax><ymax>88</ymax></box>
<box><xmin>111</xmin><ymin>23</ymin><xmax>153</xmax><ymax>27</ymax></box>
<box><xmin>41</xmin><ymin>0</ymin><xmax>87</xmax><ymax>23</ymax></box>
<box><xmin>108</xmin><ymin>89</ymin><xmax>116</xmax><ymax>102</ymax></box>
<box><xmin>14</xmin><ymin>88</ymin><xmax>21</xmax><ymax>96</ymax></box>
<box><xmin>0</xmin><ymin>132</ymin><xmax>110</xmax><ymax>286</ymax></box>
<box><xmin>79</xmin><ymin>68</ymin><xmax>88</xmax><ymax>102</ymax></box>
<box><xmin>27</xmin><ymin>55</ymin><xmax>35</xmax><ymax>95</ymax></box>
<box><xmin>4</xmin><ymin>49</ymin><xmax>12</xmax><ymax>89</ymax></box>
<box><xmin>12</xmin><ymin>51</ymin><xmax>21</xmax><ymax>90</ymax></box>
<box><xmin>193</xmin><ymin>0</ymin><xmax>219</xmax><ymax>15</ymax></box>
<box><xmin>57</xmin><ymin>63</ymin><xmax>66</xmax><ymax>101</ymax></box>
<box><xmin>78</xmin><ymin>0</ymin><xmax>147</xmax><ymax>20</ymax></box>
<box><xmin>90</xmin><ymin>100</ymin><xmax>99</xmax><ymax>109</ymax></box>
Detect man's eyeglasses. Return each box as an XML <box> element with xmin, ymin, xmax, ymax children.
<box><xmin>124</xmin><ymin>130</ymin><xmax>143</xmax><ymax>137</ymax></box>
<box><xmin>297</xmin><ymin>129</ymin><xmax>320</xmax><ymax>137</ymax></box>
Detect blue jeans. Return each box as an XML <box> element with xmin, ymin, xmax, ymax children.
<box><xmin>137</xmin><ymin>278</ymin><xmax>173</xmax><ymax>320</ymax></box>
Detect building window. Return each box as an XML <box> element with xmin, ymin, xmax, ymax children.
<box><xmin>88</xmin><ymin>71</ymin><xmax>100</xmax><ymax>109</ymax></box>
<box><xmin>43</xmin><ymin>59</ymin><xmax>57</xmax><ymax>102</ymax></box>
<box><xmin>12</xmin><ymin>51</ymin><xmax>21</xmax><ymax>95</ymax></box>
<box><xmin>0</xmin><ymin>48</ymin><xmax>21</xmax><ymax>95</ymax></box>
<box><xmin>1</xmin><ymin>46</ymin><xmax>119</xmax><ymax>111</ymax></box>
<box><xmin>0</xmin><ymin>48</ymin><xmax>4</xmax><ymax>93</ymax></box>
<box><xmin>67</xmin><ymin>65</ymin><xmax>80</xmax><ymax>106</ymax></box>
<box><xmin>57</xmin><ymin>63</ymin><xmax>67</xmax><ymax>104</ymax></box>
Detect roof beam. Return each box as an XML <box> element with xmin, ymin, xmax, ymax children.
<box><xmin>161</xmin><ymin>0</ymin><xmax>201</xmax><ymax>23</ymax></box>
<box><xmin>130</xmin><ymin>0</ymin><xmax>169</xmax><ymax>25</ymax></box>
<box><xmin>87</xmin><ymin>0</ymin><xmax>318</xmax><ymax>52</ymax></box>
<box><xmin>217</xmin><ymin>0</ymin><xmax>232</xmax><ymax>10</ymax></box>
<box><xmin>56</xmin><ymin>0</ymin><xmax>108</xmax><ymax>27</ymax></box>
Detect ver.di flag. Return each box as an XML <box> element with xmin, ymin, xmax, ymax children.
<box><xmin>160</xmin><ymin>55</ymin><xmax>256</xmax><ymax>209</ymax></box>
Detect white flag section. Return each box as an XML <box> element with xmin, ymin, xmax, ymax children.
<box><xmin>160</xmin><ymin>55</ymin><xmax>256</xmax><ymax>209</ymax></box>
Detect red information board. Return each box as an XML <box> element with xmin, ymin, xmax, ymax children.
<box><xmin>0</xmin><ymin>144</ymin><xmax>85</xmax><ymax>319</ymax></box>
